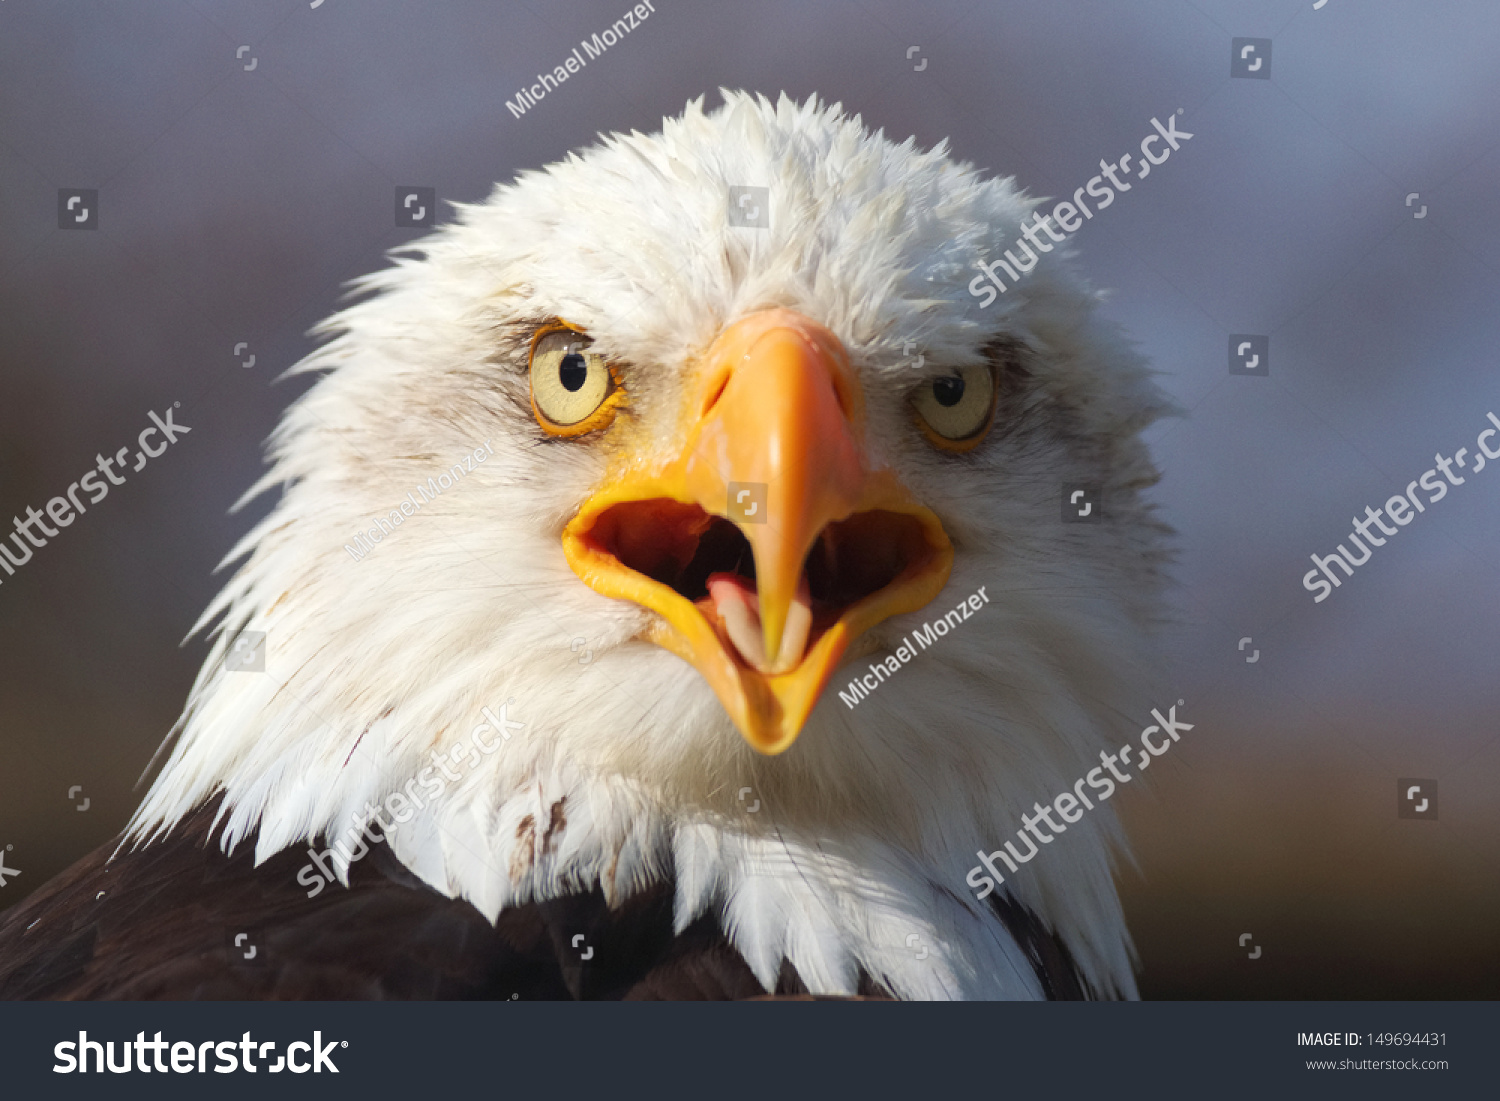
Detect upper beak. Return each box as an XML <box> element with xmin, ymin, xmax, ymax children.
<box><xmin>562</xmin><ymin>308</ymin><xmax>953</xmax><ymax>753</ymax></box>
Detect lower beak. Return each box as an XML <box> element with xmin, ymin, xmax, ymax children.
<box><xmin>562</xmin><ymin>309</ymin><xmax>953</xmax><ymax>753</ymax></box>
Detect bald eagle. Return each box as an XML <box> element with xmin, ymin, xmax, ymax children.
<box><xmin>0</xmin><ymin>92</ymin><xmax>1171</xmax><ymax>1001</ymax></box>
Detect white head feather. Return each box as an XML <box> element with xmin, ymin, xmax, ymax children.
<box><xmin>129</xmin><ymin>92</ymin><xmax>1172</xmax><ymax>1000</ymax></box>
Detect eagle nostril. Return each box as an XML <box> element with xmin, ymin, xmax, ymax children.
<box><xmin>700</xmin><ymin>368</ymin><xmax>733</xmax><ymax>418</ymax></box>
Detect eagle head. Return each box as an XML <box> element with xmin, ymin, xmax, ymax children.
<box><xmin>130</xmin><ymin>92</ymin><xmax>1172</xmax><ymax>999</ymax></box>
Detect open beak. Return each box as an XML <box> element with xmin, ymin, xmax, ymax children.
<box><xmin>562</xmin><ymin>308</ymin><xmax>953</xmax><ymax>753</ymax></box>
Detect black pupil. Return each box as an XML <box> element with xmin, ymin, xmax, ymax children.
<box><xmin>933</xmin><ymin>376</ymin><xmax>965</xmax><ymax>407</ymax></box>
<box><xmin>558</xmin><ymin>352</ymin><xmax>588</xmax><ymax>393</ymax></box>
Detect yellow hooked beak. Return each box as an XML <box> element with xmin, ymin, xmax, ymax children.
<box><xmin>562</xmin><ymin>309</ymin><xmax>953</xmax><ymax>753</ymax></box>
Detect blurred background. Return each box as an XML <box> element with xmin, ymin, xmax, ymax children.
<box><xmin>1</xmin><ymin>0</ymin><xmax>1497</xmax><ymax>998</ymax></box>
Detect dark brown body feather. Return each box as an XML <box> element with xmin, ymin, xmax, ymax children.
<box><xmin>0</xmin><ymin>800</ymin><xmax>1084</xmax><ymax>1000</ymax></box>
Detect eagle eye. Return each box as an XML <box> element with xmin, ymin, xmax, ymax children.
<box><xmin>912</xmin><ymin>364</ymin><xmax>997</xmax><ymax>451</ymax></box>
<box><xmin>529</xmin><ymin>326</ymin><xmax>621</xmax><ymax>436</ymax></box>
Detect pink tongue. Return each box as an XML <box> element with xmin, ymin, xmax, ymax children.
<box><xmin>706</xmin><ymin>572</ymin><xmax>812</xmax><ymax>675</ymax></box>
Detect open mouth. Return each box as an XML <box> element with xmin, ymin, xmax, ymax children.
<box><xmin>558</xmin><ymin>306</ymin><xmax>954</xmax><ymax>753</ymax></box>
<box><xmin>580</xmin><ymin>500</ymin><xmax>939</xmax><ymax>676</ymax></box>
